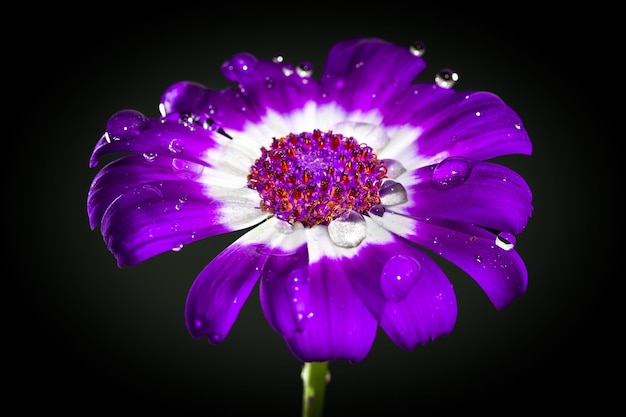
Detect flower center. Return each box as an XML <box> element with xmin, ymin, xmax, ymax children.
<box><xmin>247</xmin><ymin>130</ymin><xmax>388</xmax><ymax>227</ymax></box>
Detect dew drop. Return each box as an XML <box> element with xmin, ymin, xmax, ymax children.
<box><xmin>380</xmin><ymin>255</ymin><xmax>422</xmax><ymax>302</ymax></box>
<box><xmin>328</xmin><ymin>211</ymin><xmax>367</xmax><ymax>248</ymax></box>
<box><xmin>171</xmin><ymin>158</ymin><xmax>204</xmax><ymax>179</ymax></box>
<box><xmin>105</xmin><ymin>110</ymin><xmax>149</xmax><ymax>140</ymax></box>
<box><xmin>296</xmin><ymin>61</ymin><xmax>313</xmax><ymax>77</ymax></box>
<box><xmin>380</xmin><ymin>158</ymin><xmax>407</xmax><ymax>179</ymax></box>
<box><xmin>435</xmin><ymin>69</ymin><xmax>459</xmax><ymax>88</ymax></box>
<box><xmin>474</xmin><ymin>254</ymin><xmax>482</xmax><ymax>263</ymax></box>
<box><xmin>379</xmin><ymin>180</ymin><xmax>408</xmax><ymax>206</ymax></box>
<box><xmin>230</xmin><ymin>52</ymin><xmax>258</xmax><ymax>75</ymax></box>
<box><xmin>409</xmin><ymin>40</ymin><xmax>426</xmax><ymax>56</ymax></box>
<box><xmin>168</xmin><ymin>138</ymin><xmax>184</xmax><ymax>154</ymax></box>
<box><xmin>209</xmin><ymin>333</ymin><xmax>223</xmax><ymax>343</ymax></box>
<box><xmin>143</xmin><ymin>152</ymin><xmax>157</xmax><ymax>162</ymax></box>
<box><xmin>496</xmin><ymin>232</ymin><xmax>516</xmax><ymax>251</ymax></box>
<box><xmin>369</xmin><ymin>205</ymin><xmax>385</xmax><ymax>217</ymax></box>
<box><xmin>171</xmin><ymin>243</ymin><xmax>184</xmax><ymax>252</ymax></box>
<box><xmin>431</xmin><ymin>156</ymin><xmax>476</xmax><ymax>190</ymax></box>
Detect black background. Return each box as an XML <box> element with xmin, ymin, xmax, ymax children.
<box><xmin>15</xmin><ymin>4</ymin><xmax>614</xmax><ymax>415</ymax></box>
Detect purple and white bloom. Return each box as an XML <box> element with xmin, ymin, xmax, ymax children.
<box><xmin>88</xmin><ymin>38</ymin><xmax>533</xmax><ymax>363</ymax></box>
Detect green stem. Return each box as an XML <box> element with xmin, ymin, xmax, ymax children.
<box><xmin>301</xmin><ymin>361</ymin><xmax>330</xmax><ymax>417</ymax></box>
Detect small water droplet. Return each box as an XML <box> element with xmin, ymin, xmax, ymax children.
<box><xmin>431</xmin><ymin>156</ymin><xmax>476</xmax><ymax>190</ymax></box>
<box><xmin>171</xmin><ymin>158</ymin><xmax>204</xmax><ymax>179</ymax></box>
<box><xmin>380</xmin><ymin>255</ymin><xmax>422</xmax><ymax>302</ymax></box>
<box><xmin>296</xmin><ymin>61</ymin><xmax>313</xmax><ymax>77</ymax></box>
<box><xmin>369</xmin><ymin>205</ymin><xmax>385</xmax><ymax>217</ymax></box>
<box><xmin>209</xmin><ymin>333</ymin><xmax>223</xmax><ymax>343</ymax></box>
<box><xmin>230</xmin><ymin>52</ymin><xmax>258</xmax><ymax>75</ymax></box>
<box><xmin>496</xmin><ymin>232</ymin><xmax>516</xmax><ymax>251</ymax></box>
<box><xmin>435</xmin><ymin>68</ymin><xmax>459</xmax><ymax>88</ymax></box>
<box><xmin>380</xmin><ymin>158</ymin><xmax>407</xmax><ymax>179</ymax></box>
<box><xmin>328</xmin><ymin>211</ymin><xmax>367</xmax><ymax>248</ymax></box>
<box><xmin>171</xmin><ymin>243</ymin><xmax>184</xmax><ymax>252</ymax></box>
<box><xmin>272</xmin><ymin>56</ymin><xmax>284</xmax><ymax>63</ymax></box>
<box><xmin>274</xmin><ymin>220</ymin><xmax>294</xmax><ymax>234</ymax></box>
<box><xmin>379</xmin><ymin>180</ymin><xmax>408</xmax><ymax>206</ymax></box>
<box><xmin>168</xmin><ymin>138</ymin><xmax>184</xmax><ymax>154</ymax></box>
<box><xmin>409</xmin><ymin>40</ymin><xmax>426</xmax><ymax>56</ymax></box>
<box><xmin>282</xmin><ymin>64</ymin><xmax>295</xmax><ymax>77</ymax></box>
<box><xmin>474</xmin><ymin>254</ymin><xmax>482</xmax><ymax>263</ymax></box>
<box><xmin>143</xmin><ymin>152</ymin><xmax>157</xmax><ymax>162</ymax></box>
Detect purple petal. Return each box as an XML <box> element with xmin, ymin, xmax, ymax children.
<box><xmin>378</xmin><ymin>247</ymin><xmax>457</xmax><ymax>351</ymax></box>
<box><xmin>374</xmin><ymin>214</ymin><xmax>528</xmax><ymax>310</ymax></box>
<box><xmin>160</xmin><ymin>81</ymin><xmax>260</xmax><ymax>132</ymax></box>
<box><xmin>332</xmin><ymin>222</ymin><xmax>457</xmax><ymax>349</ymax></box>
<box><xmin>89</xmin><ymin>110</ymin><xmax>227</xmax><ymax>169</ymax></box>
<box><xmin>278</xmin><ymin>227</ymin><xmax>378</xmax><ymax>363</ymax></box>
<box><xmin>219</xmin><ymin>52</ymin><xmax>320</xmax><ymax>117</ymax></box>
<box><xmin>394</xmin><ymin>158</ymin><xmax>533</xmax><ymax>234</ymax></box>
<box><xmin>100</xmin><ymin>180</ymin><xmax>264</xmax><ymax>267</ymax></box>
<box><xmin>88</xmin><ymin>154</ymin><xmax>242</xmax><ymax>230</ymax></box>
<box><xmin>185</xmin><ymin>243</ymin><xmax>266</xmax><ymax>345</ymax></box>
<box><xmin>320</xmin><ymin>38</ymin><xmax>426</xmax><ymax>113</ymax></box>
<box><xmin>383</xmin><ymin>87</ymin><xmax>532</xmax><ymax>161</ymax></box>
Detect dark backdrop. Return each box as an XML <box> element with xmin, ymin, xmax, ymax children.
<box><xmin>15</xmin><ymin>4</ymin><xmax>614</xmax><ymax>415</ymax></box>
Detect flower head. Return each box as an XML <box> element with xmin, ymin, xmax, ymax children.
<box><xmin>88</xmin><ymin>38</ymin><xmax>533</xmax><ymax>363</ymax></box>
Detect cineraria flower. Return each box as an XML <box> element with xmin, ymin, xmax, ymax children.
<box><xmin>88</xmin><ymin>38</ymin><xmax>532</xmax><ymax>364</ymax></box>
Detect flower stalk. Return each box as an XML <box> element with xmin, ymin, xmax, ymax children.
<box><xmin>301</xmin><ymin>361</ymin><xmax>330</xmax><ymax>417</ymax></box>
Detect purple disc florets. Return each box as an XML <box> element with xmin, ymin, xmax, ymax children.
<box><xmin>247</xmin><ymin>130</ymin><xmax>388</xmax><ymax>226</ymax></box>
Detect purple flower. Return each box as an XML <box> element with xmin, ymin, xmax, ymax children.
<box><xmin>88</xmin><ymin>38</ymin><xmax>532</xmax><ymax>363</ymax></box>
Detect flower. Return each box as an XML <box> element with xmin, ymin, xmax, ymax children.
<box><xmin>88</xmin><ymin>38</ymin><xmax>532</xmax><ymax>363</ymax></box>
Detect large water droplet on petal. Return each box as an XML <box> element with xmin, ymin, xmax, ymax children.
<box><xmin>328</xmin><ymin>211</ymin><xmax>367</xmax><ymax>248</ymax></box>
<box><xmin>379</xmin><ymin>180</ymin><xmax>408</xmax><ymax>206</ymax></box>
<box><xmin>106</xmin><ymin>110</ymin><xmax>149</xmax><ymax>140</ymax></box>
<box><xmin>380</xmin><ymin>255</ymin><xmax>422</xmax><ymax>302</ymax></box>
<box><xmin>171</xmin><ymin>158</ymin><xmax>205</xmax><ymax>179</ymax></box>
<box><xmin>168</xmin><ymin>138</ymin><xmax>185</xmax><ymax>154</ymax></box>
<box><xmin>431</xmin><ymin>156</ymin><xmax>476</xmax><ymax>190</ymax></box>
<box><xmin>435</xmin><ymin>69</ymin><xmax>459</xmax><ymax>88</ymax></box>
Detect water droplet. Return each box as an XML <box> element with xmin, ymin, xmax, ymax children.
<box><xmin>274</xmin><ymin>220</ymin><xmax>294</xmax><ymax>234</ymax></box>
<box><xmin>380</xmin><ymin>255</ymin><xmax>422</xmax><ymax>302</ymax></box>
<box><xmin>369</xmin><ymin>205</ymin><xmax>385</xmax><ymax>217</ymax></box>
<box><xmin>143</xmin><ymin>152</ymin><xmax>157</xmax><ymax>162</ymax></box>
<box><xmin>474</xmin><ymin>254</ymin><xmax>482</xmax><ymax>263</ymax></box>
<box><xmin>272</xmin><ymin>56</ymin><xmax>284</xmax><ymax>63</ymax></box>
<box><xmin>409</xmin><ymin>40</ymin><xmax>426</xmax><ymax>56</ymax></box>
<box><xmin>431</xmin><ymin>156</ymin><xmax>476</xmax><ymax>190</ymax></box>
<box><xmin>296</xmin><ymin>61</ymin><xmax>313</xmax><ymax>77</ymax></box>
<box><xmin>328</xmin><ymin>211</ymin><xmax>367</xmax><ymax>248</ymax></box>
<box><xmin>282</xmin><ymin>64</ymin><xmax>295</xmax><ymax>77</ymax></box>
<box><xmin>209</xmin><ymin>333</ymin><xmax>223</xmax><ymax>343</ymax></box>
<box><xmin>380</xmin><ymin>158</ymin><xmax>406</xmax><ymax>179</ymax></box>
<box><xmin>496</xmin><ymin>232</ymin><xmax>516</xmax><ymax>251</ymax></box>
<box><xmin>171</xmin><ymin>158</ymin><xmax>204</xmax><ymax>179</ymax></box>
<box><xmin>379</xmin><ymin>180</ymin><xmax>408</xmax><ymax>206</ymax></box>
<box><xmin>171</xmin><ymin>243</ymin><xmax>184</xmax><ymax>252</ymax></box>
<box><xmin>230</xmin><ymin>52</ymin><xmax>258</xmax><ymax>75</ymax></box>
<box><xmin>105</xmin><ymin>110</ymin><xmax>149</xmax><ymax>140</ymax></box>
<box><xmin>435</xmin><ymin>69</ymin><xmax>459</xmax><ymax>88</ymax></box>
<box><xmin>168</xmin><ymin>138</ymin><xmax>184</xmax><ymax>154</ymax></box>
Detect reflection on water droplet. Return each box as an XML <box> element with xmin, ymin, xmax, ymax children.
<box><xmin>380</xmin><ymin>255</ymin><xmax>422</xmax><ymax>302</ymax></box>
<box><xmin>474</xmin><ymin>254</ymin><xmax>482</xmax><ymax>263</ymax></box>
<box><xmin>328</xmin><ymin>211</ymin><xmax>367</xmax><ymax>248</ymax></box>
<box><xmin>379</xmin><ymin>180</ymin><xmax>408</xmax><ymax>206</ymax></box>
<box><xmin>168</xmin><ymin>138</ymin><xmax>184</xmax><ymax>154</ymax></box>
<box><xmin>409</xmin><ymin>40</ymin><xmax>426</xmax><ymax>56</ymax></box>
<box><xmin>296</xmin><ymin>61</ymin><xmax>313</xmax><ymax>77</ymax></box>
<box><xmin>432</xmin><ymin>156</ymin><xmax>476</xmax><ymax>190</ymax></box>
<box><xmin>369</xmin><ymin>205</ymin><xmax>385</xmax><ymax>217</ymax></box>
<box><xmin>143</xmin><ymin>152</ymin><xmax>157</xmax><ymax>162</ymax></box>
<box><xmin>496</xmin><ymin>232</ymin><xmax>516</xmax><ymax>251</ymax></box>
<box><xmin>380</xmin><ymin>158</ymin><xmax>406</xmax><ymax>179</ymax></box>
<box><xmin>171</xmin><ymin>158</ymin><xmax>204</xmax><ymax>179</ymax></box>
<box><xmin>435</xmin><ymin>69</ymin><xmax>459</xmax><ymax>88</ymax></box>
<box><xmin>171</xmin><ymin>243</ymin><xmax>183</xmax><ymax>252</ymax></box>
